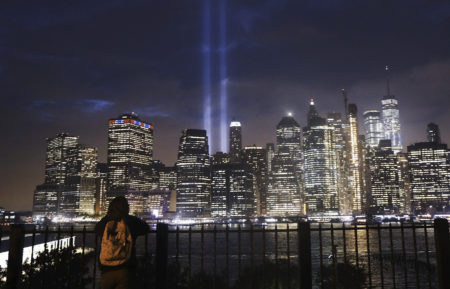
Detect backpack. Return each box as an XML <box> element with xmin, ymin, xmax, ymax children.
<box><xmin>99</xmin><ymin>219</ymin><xmax>133</xmax><ymax>266</ymax></box>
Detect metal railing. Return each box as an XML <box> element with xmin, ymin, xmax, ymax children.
<box><xmin>1</xmin><ymin>219</ymin><xmax>449</xmax><ymax>289</ymax></box>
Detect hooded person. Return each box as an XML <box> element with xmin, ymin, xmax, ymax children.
<box><xmin>95</xmin><ymin>196</ymin><xmax>150</xmax><ymax>289</ymax></box>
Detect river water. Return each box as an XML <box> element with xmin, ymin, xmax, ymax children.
<box><xmin>4</xmin><ymin>222</ymin><xmax>436</xmax><ymax>288</ymax></box>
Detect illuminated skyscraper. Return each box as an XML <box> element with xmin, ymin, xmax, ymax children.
<box><xmin>229</xmin><ymin>120</ymin><xmax>242</xmax><ymax>162</ymax></box>
<box><xmin>267</xmin><ymin>115</ymin><xmax>303</xmax><ymax>216</ymax></box>
<box><xmin>176</xmin><ymin>129</ymin><xmax>211</xmax><ymax>218</ymax></box>
<box><xmin>242</xmin><ymin>145</ymin><xmax>267</xmax><ymax>216</ymax></box>
<box><xmin>369</xmin><ymin>140</ymin><xmax>402</xmax><ymax>213</ymax></box>
<box><xmin>44</xmin><ymin>133</ymin><xmax>79</xmax><ymax>185</ymax></box>
<box><xmin>327</xmin><ymin>112</ymin><xmax>350</xmax><ymax>214</ymax></box>
<box><xmin>397</xmin><ymin>153</ymin><xmax>410</xmax><ymax>213</ymax></box>
<box><xmin>304</xmin><ymin>115</ymin><xmax>338</xmax><ymax>214</ymax></box>
<box><xmin>363</xmin><ymin>110</ymin><xmax>384</xmax><ymax>148</ymax></box>
<box><xmin>95</xmin><ymin>163</ymin><xmax>108</xmax><ymax>215</ymax></box>
<box><xmin>266</xmin><ymin>143</ymin><xmax>275</xmax><ymax>173</ymax></box>
<box><xmin>67</xmin><ymin>145</ymin><xmax>98</xmax><ymax>216</ymax></box>
<box><xmin>347</xmin><ymin>104</ymin><xmax>364</xmax><ymax>212</ymax></box>
<box><xmin>407</xmin><ymin>142</ymin><xmax>450</xmax><ymax>213</ymax></box>
<box><xmin>307</xmin><ymin>99</ymin><xmax>319</xmax><ymax>126</ymax></box>
<box><xmin>107</xmin><ymin>113</ymin><xmax>154</xmax><ymax>201</ymax></box>
<box><xmin>33</xmin><ymin>184</ymin><xmax>61</xmax><ymax>217</ymax></box>
<box><xmin>211</xmin><ymin>163</ymin><xmax>255</xmax><ymax>218</ymax></box>
<box><xmin>211</xmin><ymin>164</ymin><xmax>228</xmax><ymax>218</ymax></box>
<box><xmin>211</xmin><ymin>152</ymin><xmax>230</xmax><ymax>165</ymax></box>
<box><xmin>33</xmin><ymin>133</ymin><xmax>98</xmax><ymax>217</ymax></box>
<box><xmin>158</xmin><ymin>166</ymin><xmax>177</xmax><ymax>191</ymax></box>
<box><xmin>276</xmin><ymin>115</ymin><xmax>303</xmax><ymax>178</ymax></box>
<box><xmin>427</xmin><ymin>123</ymin><xmax>441</xmax><ymax>143</ymax></box>
<box><xmin>381</xmin><ymin>67</ymin><xmax>402</xmax><ymax>153</ymax></box>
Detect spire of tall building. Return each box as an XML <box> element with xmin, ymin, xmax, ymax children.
<box><xmin>342</xmin><ymin>89</ymin><xmax>348</xmax><ymax>118</ymax></box>
<box><xmin>427</xmin><ymin>123</ymin><xmax>441</xmax><ymax>144</ymax></box>
<box><xmin>385</xmin><ymin>65</ymin><xmax>391</xmax><ymax>96</ymax></box>
<box><xmin>307</xmin><ymin>98</ymin><xmax>319</xmax><ymax>126</ymax></box>
<box><xmin>381</xmin><ymin>66</ymin><xmax>402</xmax><ymax>153</ymax></box>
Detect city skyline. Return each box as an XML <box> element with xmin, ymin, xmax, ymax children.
<box><xmin>1</xmin><ymin>1</ymin><xmax>450</xmax><ymax>211</ymax></box>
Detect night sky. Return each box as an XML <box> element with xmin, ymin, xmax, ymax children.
<box><xmin>1</xmin><ymin>0</ymin><xmax>450</xmax><ymax>211</ymax></box>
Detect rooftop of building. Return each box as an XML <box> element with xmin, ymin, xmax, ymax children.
<box><xmin>277</xmin><ymin>115</ymin><xmax>300</xmax><ymax>128</ymax></box>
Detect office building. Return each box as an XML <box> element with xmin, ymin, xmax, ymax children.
<box><xmin>304</xmin><ymin>115</ymin><xmax>338</xmax><ymax>214</ymax></box>
<box><xmin>44</xmin><ymin>133</ymin><xmax>79</xmax><ymax>185</ymax></box>
<box><xmin>427</xmin><ymin>123</ymin><xmax>441</xmax><ymax>144</ymax></box>
<box><xmin>397</xmin><ymin>153</ymin><xmax>411</xmax><ymax>213</ymax></box>
<box><xmin>266</xmin><ymin>143</ymin><xmax>275</xmax><ymax>173</ymax></box>
<box><xmin>107</xmin><ymin>113</ymin><xmax>154</xmax><ymax>201</ymax></box>
<box><xmin>347</xmin><ymin>104</ymin><xmax>364</xmax><ymax>213</ymax></box>
<box><xmin>33</xmin><ymin>133</ymin><xmax>98</xmax><ymax>217</ymax></box>
<box><xmin>369</xmin><ymin>140</ymin><xmax>402</xmax><ymax>213</ymax></box>
<box><xmin>211</xmin><ymin>152</ymin><xmax>230</xmax><ymax>165</ymax></box>
<box><xmin>363</xmin><ymin>110</ymin><xmax>384</xmax><ymax>148</ymax></box>
<box><xmin>267</xmin><ymin>114</ymin><xmax>303</xmax><ymax>216</ymax></box>
<box><xmin>381</xmin><ymin>70</ymin><xmax>402</xmax><ymax>153</ymax></box>
<box><xmin>327</xmin><ymin>112</ymin><xmax>350</xmax><ymax>214</ymax></box>
<box><xmin>408</xmin><ymin>142</ymin><xmax>450</xmax><ymax>213</ymax></box>
<box><xmin>211</xmin><ymin>163</ymin><xmax>255</xmax><ymax>218</ymax></box>
<box><xmin>229</xmin><ymin>121</ymin><xmax>242</xmax><ymax>162</ymax></box>
<box><xmin>176</xmin><ymin>129</ymin><xmax>211</xmax><ymax>218</ymax></box>
<box><xmin>242</xmin><ymin>145</ymin><xmax>268</xmax><ymax>216</ymax></box>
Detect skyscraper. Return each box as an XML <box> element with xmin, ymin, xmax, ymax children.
<box><xmin>427</xmin><ymin>123</ymin><xmax>441</xmax><ymax>143</ymax></box>
<box><xmin>107</xmin><ymin>113</ymin><xmax>154</xmax><ymax>201</ymax></box>
<box><xmin>242</xmin><ymin>145</ymin><xmax>267</xmax><ymax>216</ymax></box>
<box><xmin>276</xmin><ymin>114</ymin><xmax>303</xmax><ymax>178</ymax></box>
<box><xmin>327</xmin><ymin>112</ymin><xmax>350</xmax><ymax>214</ymax></box>
<box><xmin>408</xmin><ymin>142</ymin><xmax>450</xmax><ymax>213</ymax></box>
<box><xmin>304</xmin><ymin>115</ymin><xmax>338</xmax><ymax>214</ymax></box>
<box><xmin>95</xmin><ymin>163</ymin><xmax>108</xmax><ymax>215</ymax></box>
<box><xmin>347</xmin><ymin>104</ymin><xmax>364</xmax><ymax>212</ymax></box>
<box><xmin>176</xmin><ymin>129</ymin><xmax>211</xmax><ymax>218</ymax></box>
<box><xmin>44</xmin><ymin>133</ymin><xmax>79</xmax><ymax>185</ymax></box>
<box><xmin>267</xmin><ymin>115</ymin><xmax>303</xmax><ymax>216</ymax></box>
<box><xmin>229</xmin><ymin>120</ymin><xmax>242</xmax><ymax>162</ymax></box>
<box><xmin>266</xmin><ymin>143</ymin><xmax>275</xmax><ymax>173</ymax></box>
<box><xmin>307</xmin><ymin>99</ymin><xmax>319</xmax><ymax>127</ymax></box>
<box><xmin>369</xmin><ymin>140</ymin><xmax>402</xmax><ymax>213</ymax></box>
<box><xmin>34</xmin><ymin>133</ymin><xmax>78</xmax><ymax>217</ymax></box>
<box><xmin>33</xmin><ymin>133</ymin><xmax>98</xmax><ymax>217</ymax></box>
<box><xmin>70</xmin><ymin>145</ymin><xmax>98</xmax><ymax>216</ymax></box>
<box><xmin>381</xmin><ymin>67</ymin><xmax>402</xmax><ymax>153</ymax></box>
<box><xmin>363</xmin><ymin>110</ymin><xmax>384</xmax><ymax>148</ymax></box>
<box><xmin>397</xmin><ymin>153</ymin><xmax>411</xmax><ymax>213</ymax></box>
<box><xmin>211</xmin><ymin>163</ymin><xmax>255</xmax><ymax>218</ymax></box>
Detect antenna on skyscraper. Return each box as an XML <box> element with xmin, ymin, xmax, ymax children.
<box><xmin>342</xmin><ymin>88</ymin><xmax>348</xmax><ymax>117</ymax></box>
<box><xmin>385</xmin><ymin>65</ymin><xmax>391</xmax><ymax>96</ymax></box>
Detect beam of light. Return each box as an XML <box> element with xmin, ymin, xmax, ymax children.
<box><xmin>219</xmin><ymin>0</ymin><xmax>228</xmax><ymax>153</ymax></box>
<box><xmin>202</xmin><ymin>0</ymin><xmax>212</xmax><ymax>152</ymax></box>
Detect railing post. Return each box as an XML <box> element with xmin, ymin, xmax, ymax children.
<box><xmin>434</xmin><ymin>218</ymin><xmax>450</xmax><ymax>289</ymax></box>
<box><xmin>6</xmin><ymin>224</ymin><xmax>25</xmax><ymax>289</ymax></box>
<box><xmin>298</xmin><ymin>222</ymin><xmax>312</xmax><ymax>289</ymax></box>
<box><xmin>156</xmin><ymin>223</ymin><xmax>169</xmax><ymax>289</ymax></box>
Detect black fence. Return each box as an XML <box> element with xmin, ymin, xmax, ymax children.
<box><xmin>1</xmin><ymin>219</ymin><xmax>449</xmax><ymax>289</ymax></box>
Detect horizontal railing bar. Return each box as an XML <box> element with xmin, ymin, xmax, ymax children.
<box><xmin>3</xmin><ymin>223</ymin><xmax>435</xmax><ymax>236</ymax></box>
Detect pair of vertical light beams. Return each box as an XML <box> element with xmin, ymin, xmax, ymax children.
<box><xmin>203</xmin><ymin>0</ymin><xmax>227</xmax><ymax>153</ymax></box>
